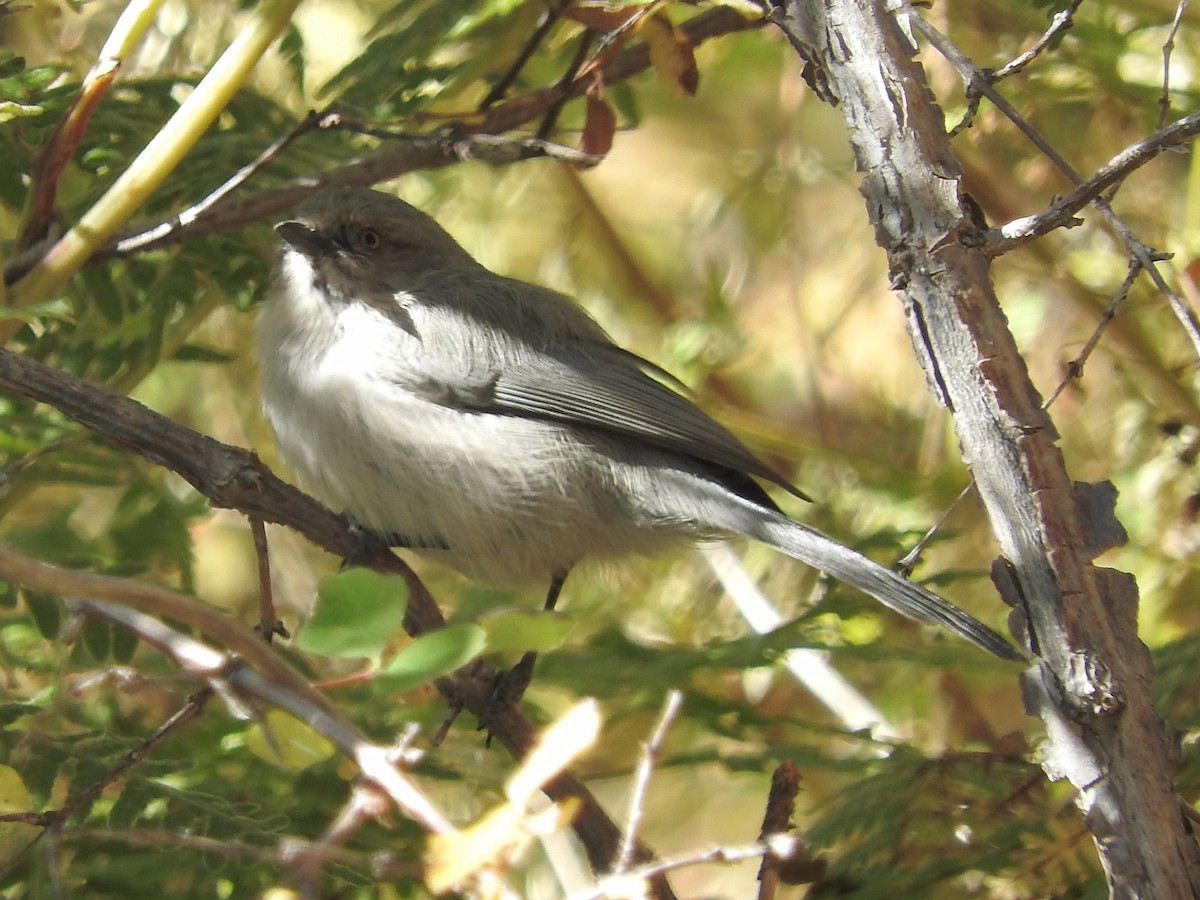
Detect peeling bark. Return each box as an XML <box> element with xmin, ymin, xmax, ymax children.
<box><xmin>768</xmin><ymin>0</ymin><xmax>1200</xmax><ymax>894</ymax></box>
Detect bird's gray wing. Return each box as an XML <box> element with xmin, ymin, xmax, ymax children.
<box><xmin>485</xmin><ymin>346</ymin><xmax>809</xmax><ymax>502</ymax></box>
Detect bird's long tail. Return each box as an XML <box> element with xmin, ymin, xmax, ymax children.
<box><xmin>752</xmin><ymin>512</ymin><xmax>1022</xmax><ymax>660</ymax></box>
<box><xmin>661</xmin><ymin>472</ymin><xmax>1023</xmax><ymax>661</ymax></box>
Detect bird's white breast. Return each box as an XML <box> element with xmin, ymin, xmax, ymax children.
<box><xmin>256</xmin><ymin>260</ymin><xmax>665</xmax><ymax>584</ymax></box>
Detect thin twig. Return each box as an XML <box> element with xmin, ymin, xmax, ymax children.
<box><xmin>578</xmin><ymin>2</ymin><xmax>661</xmax><ymax>78</ymax></box>
<box><xmin>70</xmin><ymin>595</ymin><xmax>457</xmax><ymax>836</ymax></box>
<box><xmin>948</xmin><ymin>2</ymin><xmax>1083</xmax><ymax>137</ymax></box>
<box><xmin>16</xmin><ymin>0</ymin><xmax>167</xmax><ymax>250</ymax></box>
<box><xmin>0</xmin><ymin>435</ymin><xmax>84</xmax><ymax>494</ymax></box>
<box><xmin>0</xmin><ymin>347</ymin><xmax>680</xmax><ymax>898</ymax></box>
<box><xmin>615</xmin><ymin>690</ymin><xmax>683</xmax><ymax>873</ymax></box>
<box><xmin>537</xmin><ymin>30</ymin><xmax>597</xmax><ymax>142</ymax></box>
<box><xmin>945</xmin><ymin>0</ymin><xmax>1089</xmax><ymax>137</ymax></box>
<box><xmin>480</xmin><ymin>1</ymin><xmax>574</xmax><ymax>110</ymax></box>
<box><xmin>0</xmin><ymin>686</ymin><xmax>214</xmax><ymax>881</ymax></box>
<box><xmin>896</xmin><ymin>481</ymin><xmax>975</xmax><ymax>573</ymax></box>
<box><xmin>112</xmin><ymin>107</ymin><xmax>331</xmax><ymax>257</ymax></box>
<box><xmin>7</xmin><ymin>0</ymin><xmax>304</xmax><ymax>321</ymax></box>
<box><xmin>1158</xmin><ymin>1</ymin><xmax>1189</xmax><ymax>129</ymax></box>
<box><xmin>1043</xmin><ymin>259</ymin><xmax>1142</xmax><ymax>410</ymax></box>
<box><xmin>970</xmin><ymin>111</ymin><xmax>1200</xmax><ymax>254</ymax></box>
<box><xmin>2</xmin><ymin>4</ymin><xmax>757</xmax><ymax>287</ymax></box>
<box><xmin>0</xmin><ymin>541</ymin><xmax>426</xmax><ymax>820</ymax></box>
<box><xmin>573</xmin><ymin>835</ymin><xmax>797</xmax><ymax>900</ymax></box>
<box><xmin>908</xmin><ymin>10</ymin><xmax>1200</xmax><ymax>363</ymax></box>
<box><xmin>251</xmin><ymin>515</ymin><xmax>287</xmax><ymax>640</ymax></box>
<box><xmin>291</xmin><ymin>782</ymin><xmax>393</xmax><ymax>900</ymax></box>
<box><xmin>993</xmin><ymin>0</ymin><xmax>1083</xmax><ymax>81</ymax></box>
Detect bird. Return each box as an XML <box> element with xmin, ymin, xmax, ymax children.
<box><xmin>255</xmin><ymin>187</ymin><xmax>1020</xmax><ymax>664</ymax></box>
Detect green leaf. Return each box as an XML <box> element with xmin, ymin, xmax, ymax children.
<box><xmin>296</xmin><ymin>567</ymin><xmax>408</xmax><ymax>660</ymax></box>
<box><xmin>478</xmin><ymin>608</ymin><xmax>573</xmax><ymax>654</ymax></box>
<box><xmin>375</xmin><ymin>624</ymin><xmax>486</xmax><ymax>692</ymax></box>
<box><xmin>245</xmin><ymin>710</ymin><xmax>335</xmax><ymax>772</ymax></box>
<box><xmin>0</xmin><ymin>297</ymin><xmax>71</xmax><ymax>322</ymax></box>
<box><xmin>0</xmin><ymin>101</ymin><xmax>45</xmax><ymax>124</ymax></box>
<box><xmin>111</xmin><ymin>625</ymin><xmax>139</xmax><ymax>663</ymax></box>
<box><xmin>23</xmin><ymin>590</ymin><xmax>62</xmax><ymax>639</ymax></box>
<box><xmin>170</xmin><ymin>343</ymin><xmax>235</xmax><ymax>363</ymax></box>
<box><xmin>81</xmin><ymin>616</ymin><xmax>111</xmax><ymax>662</ymax></box>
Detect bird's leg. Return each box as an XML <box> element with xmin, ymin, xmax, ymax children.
<box><xmin>504</xmin><ymin>572</ymin><xmax>567</xmax><ymax>700</ymax></box>
<box><xmin>482</xmin><ymin>572</ymin><xmax>569</xmax><ymax>740</ymax></box>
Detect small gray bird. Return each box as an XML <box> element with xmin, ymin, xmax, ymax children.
<box><xmin>256</xmin><ymin>187</ymin><xmax>1019</xmax><ymax>661</ymax></box>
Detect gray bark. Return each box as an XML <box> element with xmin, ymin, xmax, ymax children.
<box><xmin>767</xmin><ymin>0</ymin><xmax>1200</xmax><ymax>895</ymax></box>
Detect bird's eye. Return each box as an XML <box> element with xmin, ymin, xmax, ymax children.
<box><xmin>358</xmin><ymin>227</ymin><xmax>381</xmax><ymax>251</ymax></box>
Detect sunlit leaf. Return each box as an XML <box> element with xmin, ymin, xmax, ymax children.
<box><xmin>297</xmin><ymin>568</ymin><xmax>409</xmax><ymax>660</ymax></box>
<box><xmin>477</xmin><ymin>608</ymin><xmax>574</xmax><ymax>654</ymax></box>
<box><xmin>644</xmin><ymin>13</ymin><xmax>698</xmax><ymax>96</ymax></box>
<box><xmin>0</xmin><ymin>764</ymin><xmax>37</xmax><ymax>855</ymax></box>
<box><xmin>245</xmin><ymin>710</ymin><xmax>336</xmax><ymax>772</ymax></box>
<box><xmin>374</xmin><ymin>623</ymin><xmax>486</xmax><ymax>692</ymax></box>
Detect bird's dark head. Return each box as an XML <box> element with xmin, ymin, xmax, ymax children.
<box><xmin>275</xmin><ymin>188</ymin><xmax>477</xmax><ymax>298</ymax></box>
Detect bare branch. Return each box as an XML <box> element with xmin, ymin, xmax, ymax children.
<box><xmin>1042</xmin><ymin>259</ymin><xmax>1142</xmax><ymax>409</ymax></box>
<box><xmin>971</xmin><ymin>112</ymin><xmax>1200</xmax><ymax>254</ymax></box>
<box><xmin>71</xmin><ymin>595</ymin><xmax>457</xmax><ymax>836</ymax></box>
<box><xmin>615</xmin><ymin>690</ymin><xmax>683</xmax><ymax>874</ymax></box>
<box><xmin>290</xmin><ymin>782</ymin><xmax>398</xmax><ymax>898</ymax></box>
<box><xmin>768</xmin><ymin>0</ymin><xmax>1200</xmax><ymax>893</ymax></box>
<box><xmin>909</xmin><ymin>12</ymin><xmax>1200</xmax><ymax>362</ymax></box>
<box><xmin>573</xmin><ymin>835</ymin><xmax>798</xmax><ymax>900</ymax></box>
<box><xmin>949</xmin><ymin>0</ymin><xmax>1083</xmax><ymax>134</ymax></box>
<box><xmin>992</xmin><ymin>0</ymin><xmax>1084</xmax><ymax>81</ymax></box>
<box><xmin>1158</xmin><ymin>2</ymin><xmax>1189</xmax><ymax>128</ymax></box>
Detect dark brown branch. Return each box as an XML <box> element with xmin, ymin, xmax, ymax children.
<box><xmin>479</xmin><ymin>1</ymin><xmax>574</xmax><ymax>110</ymax></box>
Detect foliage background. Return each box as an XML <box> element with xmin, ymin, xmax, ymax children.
<box><xmin>2</xmin><ymin>0</ymin><xmax>1199</xmax><ymax>896</ymax></box>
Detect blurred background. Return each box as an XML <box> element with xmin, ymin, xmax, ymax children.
<box><xmin>3</xmin><ymin>0</ymin><xmax>1200</xmax><ymax>896</ymax></box>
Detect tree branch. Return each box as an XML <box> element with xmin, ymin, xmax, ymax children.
<box><xmin>970</xmin><ymin>111</ymin><xmax>1200</xmax><ymax>255</ymax></box>
<box><xmin>766</xmin><ymin>0</ymin><xmax>1200</xmax><ymax>895</ymax></box>
<box><xmin>0</xmin><ymin>346</ymin><xmax>678</xmax><ymax>899</ymax></box>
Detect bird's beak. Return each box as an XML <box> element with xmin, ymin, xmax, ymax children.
<box><xmin>275</xmin><ymin>220</ymin><xmax>329</xmax><ymax>258</ymax></box>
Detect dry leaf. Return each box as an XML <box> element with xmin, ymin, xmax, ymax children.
<box><xmin>565</xmin><ymin>3</ymin><xmax>651</xmax><ymax>33</ymax></box>
<box><xmin>644</xmin><ymin>13</ymin><xmax>699</xmax><ymax>96</ymax></box>
<box><xmin>579</xmin><ymin>77</ymin><xmax>618</xmax><ymax>162</ymax></box>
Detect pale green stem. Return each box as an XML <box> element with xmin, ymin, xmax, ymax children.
<box><xmin>10</xmin><ymin>0</ymin><xmax>303</xmax><ymax>309</ymax></box>
<box><xmin>12</xmin><ymin>0</ymin><xmax>167</xmax><ymax>253</ymax></box>
<box><xmin>98</xmin><ymin>0</ymin><xmax>169</xmax><ymax>62</ymax></box>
